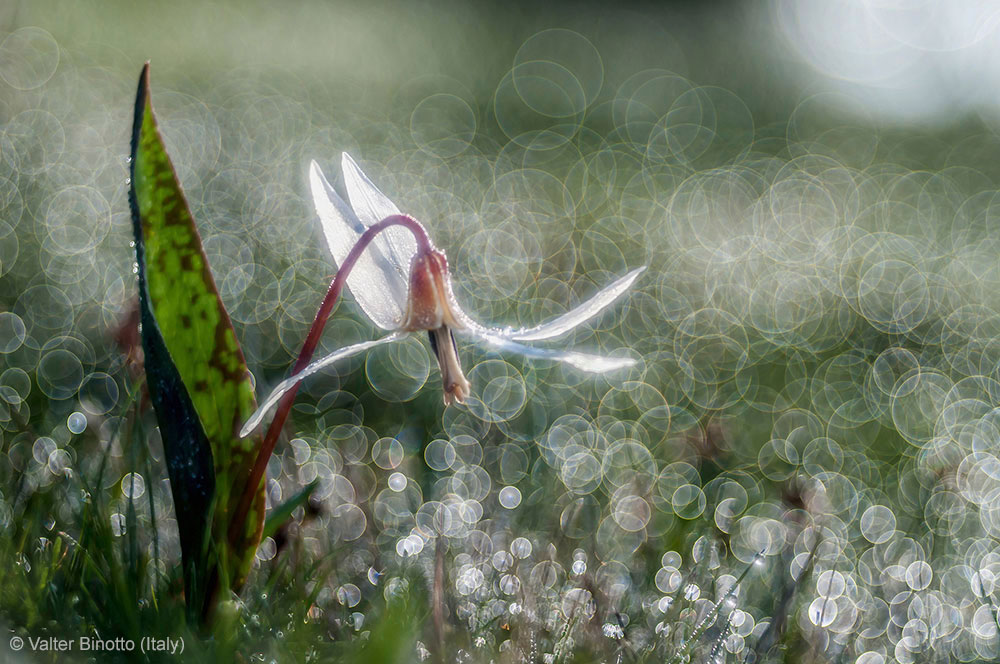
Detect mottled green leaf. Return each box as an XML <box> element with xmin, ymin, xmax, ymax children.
<box><xmin>128</xmin><ymin>63</ymin><xmax>264</xmax><ymax>614</ymax></box>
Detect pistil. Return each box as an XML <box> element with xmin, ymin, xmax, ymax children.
<box><xmin>427</xmin><ymin>327</ymin><xmax>471</xmax><ymax>405</ymax></box>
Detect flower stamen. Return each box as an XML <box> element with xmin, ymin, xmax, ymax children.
<box><xmin>427</xmin><ymin>327</ymin><xmax>471</xmax><ymax>405</ymax></box>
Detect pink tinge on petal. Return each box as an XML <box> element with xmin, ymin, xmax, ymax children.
<box><xmin>401</xmin><ymin>251</ymin><xmax>446</xmax><ymax>331</ymax></box>
<box><xmin>401</xmin><ymin>248</ymin><xmax>468</xmax><ymax>333</ymax></box>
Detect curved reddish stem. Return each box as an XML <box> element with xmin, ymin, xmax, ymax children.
<box><xmin>229</xmin><ymin>213</ymin><xmax>431</xmax><ymax>546</ymax></box>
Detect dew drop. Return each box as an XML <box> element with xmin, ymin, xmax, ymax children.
<box><xmin>388</xmin><ymin>472</ymin><xmax>407</xmax><ymax>492</ymax></box>
<box><xmin>67</xmin><ymin>411</ymin><xmax>87</xmax><ymax>434</ymax></box>
<box><xmin>499</xmin><ymin>485</ymin><xmax>522</xmax><ymax>509</ymax></box>
<box><xmin>110</xmin><ymin>513</ymin><xmax>126</xmax><ymax>536</ymax></box>
<box><xmin>121</xmin><ymin>472</ymin><xmax>145</xmax><ymax>499</ymax></box>
<box><xmin>511</xmin><ymin>537</ymin><xmax>532</xmax><ymax>559</ymax></box>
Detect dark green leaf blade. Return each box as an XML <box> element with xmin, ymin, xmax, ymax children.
<box><xmin>262</xmin><ymin>480</ymin><xmax>319</xmax><ymax>541</ymax></box>
<box><xmin>128</xmin><ymin>63</ymin><xmax>264</xmax><ymax>611</ymax></box>
<box><xmin>128</xmin><ymin>62</ymin><xmax>215</xmax><ymax>616</ymax></box>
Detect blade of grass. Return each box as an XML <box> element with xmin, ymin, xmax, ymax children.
<box><xmin>669</xmin><ymin>550</ymin><xmax>762</xmax><ymax>664</ymax></box>
<box><xmin>261</xmin><ymin>480</ymin><xmax>318</xmax><ymax>541</ymax></box>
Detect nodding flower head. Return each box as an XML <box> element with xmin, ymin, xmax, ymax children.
<box><xmin>240</xmin><ymin>153</ymin><xmax>645</xmax><ymax>437</ymax></box>
<box><xmin>400</xmin><ymin>246</ymin><xmax>471</xmax><ymax>404</ymax></box>
<box><xmin>401</xmin><ymin>248</ymin><xmax>459</xmax><ymax>332</ymax></box>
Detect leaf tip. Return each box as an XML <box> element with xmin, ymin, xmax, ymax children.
<box><xmin>130</xmin><ymin>63</ymin><xmax>151</xmax><ymax>158</ymax></box>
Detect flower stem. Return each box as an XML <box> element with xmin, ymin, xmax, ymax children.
<box><xmin>228</xmin><ymin>213</ymin><xmax>431</xmax><ymax>548</ymax></box>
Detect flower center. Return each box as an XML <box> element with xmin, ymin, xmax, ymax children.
<box><xmin>401</xmin><ymin>250</ymin><xmax>460</xmax><ymax>331</ymax></box>
<box><xmin>401</xmin><ymin>249</ymin><xmax>470</xmax><ymax>404</ymax></box>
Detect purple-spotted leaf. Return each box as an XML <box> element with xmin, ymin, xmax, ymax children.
<box><xmin>128</xmin><ymin>63</ymin><xmax>263</xmax><ymax>616</ymax></box>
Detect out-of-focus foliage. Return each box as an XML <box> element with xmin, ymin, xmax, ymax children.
<box><xmin>2</xmin><ymin>1</ymin><xmax>1000</xmax><ymax>662</ymax></box>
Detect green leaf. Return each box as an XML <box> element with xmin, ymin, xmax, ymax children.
<box><xmin>262</xmin><ymin>480</ymin><xmax>319</xmax><ymax>542</ymax></box>
<box><xmin>128</xmin><ymin>63</ymin><xmax>264</xmax><ymax>615</ymax></box>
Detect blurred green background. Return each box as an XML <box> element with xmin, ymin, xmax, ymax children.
<box><xmin>4</xmin><ymin>1</ymin><xmax>1000</xmax><ymax>662</ymax></box>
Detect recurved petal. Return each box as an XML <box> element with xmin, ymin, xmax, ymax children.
<box><xmin>341</xmin><ymin>152</ymin><xmax>418</xmax><ymax>279</ymax></box>
<box><xmin>462</xmin><ymin>330</ymin><xmax>637</xmax><ymax>373</ymax></box>
<box><xmin>240</xmin><ymin>332</ymin><xmax>406</xmax><ymax>437</ymax></box>
<box><xmin>502</xmin><ymin>267</ymin><xmax>646</xmax><ymax>341</ymax></box>
<box><xmin>309</xmin><ymin>160</ymin><xmax>407</xmax><ymax>329</ymax></box>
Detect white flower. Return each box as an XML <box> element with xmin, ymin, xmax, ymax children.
<box><xmin>240</xmin><ymin>153</ymin><xmax>644</xmax><ymax>436</ymax></box>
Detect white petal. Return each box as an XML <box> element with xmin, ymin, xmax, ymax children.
<box><xmin>503</xmin><ymin>267</ymin><xmax>647</xmax><ymax>341</ymax></box>
<box><xmin>240</xmin><ymin>333</ymin><xmax>405</xmax><ymax>437</ymax></box>
<box><xmin>463</xmin><ymin>330</ymin><xmax>637</xmax><ymax>373</ymax></box>
<box><xmin>309</xmin><ymin>160</ymin><xmax>407</xmax><ymax>329</ymax></box>
<box><xmin>341</xmin><ymin>152</ymin><xmax>418</xmax><ymax>283</ymax></box>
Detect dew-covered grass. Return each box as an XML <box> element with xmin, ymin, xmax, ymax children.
<box><xmin>4</xmin><ymin>1</ymin><xmax>1000</xmax><ymax>663</ymax></box>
